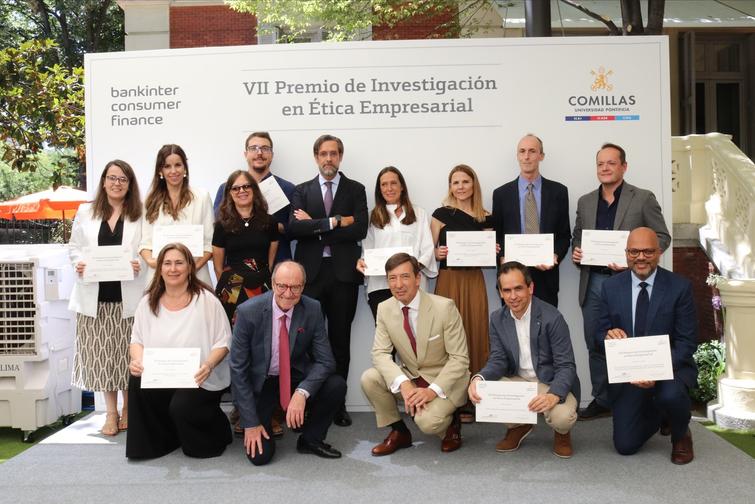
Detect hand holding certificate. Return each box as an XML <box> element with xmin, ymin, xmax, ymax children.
<box><xmin>446</xmin><ymin>231</ymin><xmax>496</xmax><ymax>267</ymax></box>
<box><xmin>475</xmin><ymin>380</ymin><xmax>538</xmax><ymax>424</ymax></box>
<box><xmin>580</xmin><ymin>229</ymin><xmax>629</xmax><ymax>267</ymax></box>
<box><xmin>152</xmin><ymin>224</ymin><xmax>204</xmax><ymax>257</ymax></box>
<box><xmin>141</xmin><ymin>347</ymin><xmax>201</xmax><ymax>388</ymax></box>
<box><xmin>605</xmin><ymin>335</ymin><xmax>674</xmax><ymax>384</ymax></box>
<box><xmin>504</xmin><ymin>233</ymin><xmax>554</xmax><ymax>267</ymax></box>
<box><xmin>82</xmin><ymin>245</ymin><xmax>134</xmax><ymax>283</ymax></box>
<box><xmin>363</xmin><ymin>246</ymin><xmax>413</xmax><ymax>276</ymax></box>
<box><xmin>258</xmin><ymin>176</ymin><xmax>290</xmax><ymax>214</ymax></box>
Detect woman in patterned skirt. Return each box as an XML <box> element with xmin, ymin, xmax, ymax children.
<box><xmin>68</xmin><ymin>160</ymin><xmax>146</xmax><ymax>435</ymax></box>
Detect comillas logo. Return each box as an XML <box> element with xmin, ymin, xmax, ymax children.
<box><xmin>565</xmin><ymin>66</ymin><xmax>639</xmax><ymax>122</ymax></box>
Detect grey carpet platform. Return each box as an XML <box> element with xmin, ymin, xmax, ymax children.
<box><xmin>1</xmin><ymin>412</ymin><xmax>752</xmax><ymax>503</ymax></box>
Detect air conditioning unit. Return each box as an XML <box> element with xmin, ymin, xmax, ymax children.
<box><xmin>0</xmin><ymin>244</ymin><xmax>80</xmax><ymax>441</ymax></box>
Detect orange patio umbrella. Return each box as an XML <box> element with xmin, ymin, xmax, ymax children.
<box><xmin>0</xmin><ymin>186</ymin><xmax>90</xmax><ymax>221</ymax></box>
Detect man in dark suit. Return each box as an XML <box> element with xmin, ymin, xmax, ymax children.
<box><xmin>288</xmin><ymin>134</ymin><xmax>368</xmax><ymax>427</ymax></box>
<box><xmin>213</xmin><ymin>131</ymin><xmax>296</xmax><ymax>262</ymax></box>
<box><xmin>572</xmin><ymin>142</ymin><xmax>671</xmax><ymax>420</ymax></box>
<box><xmin>469</xmin><ymin>261</ymin><xmax>579</xmax><ymax>458</ymax></box>
<box><xmin>597</xmin><ymin>228</ymin><xmax>697</xmax><ymax>465</ymax></box>
<box><xmin>230</xmin><ymin>261</ymin><xmax>346</xmax><ymax>465</ymax></box>
<box><xmin>492</xmin><ymin>134</ymin><xmax>570</xmax><ymax>307</ymax></box>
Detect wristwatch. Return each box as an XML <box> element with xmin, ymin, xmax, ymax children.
<box><xmin>333</xmin><ymin>215</ymin><xmax>342</xmax><ymax>228</ymax></box>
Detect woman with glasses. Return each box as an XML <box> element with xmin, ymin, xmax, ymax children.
<box><xmin>127</xmin><ymin>243</ymin><xmax>232</xmax><ymax>459</ymax></box>
<box><xmin>212</xmin><ymin>170</ymin><xmax>279</xmax><ymax>324</ymax></box>
<box><xmin>356</xmin><ymin>166</ymin><xmax>437</xmax><ymax>320</ymax></box>
<box><xmin>431</xmin><ymin>164</ymin><xmax>494</xmax><ymax>423</ymax></box>
<box><xmin>140</xmin><ymin>144</ymin><xmax>214</xmax><ymax>286</ymax></box>
<box><xmin>69</xmin><ymin>160</ymin><xmax>146</xmax><ymax>436</ymax></box>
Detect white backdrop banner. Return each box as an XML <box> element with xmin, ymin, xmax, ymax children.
<box><xmin>85</xmin><ymin>37</ymin><xmax>671</xmax><ymax>407</ymax></box>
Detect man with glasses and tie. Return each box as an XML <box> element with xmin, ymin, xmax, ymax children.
<box><xmin>596</xmin><ymin>228</ymin><xmax>697</xmax><ymax>465</ymax></box>
<box><xmin>572</xmin><ymin>142</ymin><xmax>671</xmax><ymax>421</ymax></box>
<box><xmin>288</xmin><ymin>134</ymin><xmax>368</xmax><ymax>427</ymax></box>
<box><xmin>491</xmin><ymin>134</ymin><xmax>571</xmax><ymax>308</ymax></box>
<box><xmin>214</xmin><ymin>131</ymin><xmax>296</xmax><ymax>261</ymax></box>
<box><xmin>230</xmin><ymin>260</ymin><xmax>346</xmax><ymax>465</ymax></box>
<box><xmin>361</xmin><ymin>253</ymin><xmax>470</xmax><ymax>455</ymax></box>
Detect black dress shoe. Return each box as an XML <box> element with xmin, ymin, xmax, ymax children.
<box><xmin>296</xmin><ymin>436</ymin><xmax>342</xmax><ymax>459</ymax></box>
<box><xmin>333</xmin><ymin>408</ymin><xmax>352</xmax><ymax>427</ymax></box>
<box><xmin>577</xmin><ymin>400</ymin><xmax>611</xmax><ymax>421</ymax></box>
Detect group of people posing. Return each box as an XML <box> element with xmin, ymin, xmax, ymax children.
<box><xmin>67</xmin><ymin>131</ymin><xmax>697</xmax><ymax>467</ymax></box>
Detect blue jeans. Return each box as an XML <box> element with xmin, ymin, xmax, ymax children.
<box><xmin>581</xmin><ymin>271</ymin><xmax>610</xmax><ymax>407</ymax></box>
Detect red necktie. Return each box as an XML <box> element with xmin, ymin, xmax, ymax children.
<box><xmin>402</xmin><ymin>306</ymin><xmax>417</xmax><ymax>355</ymax></box>
<box><xmin>278</xmin><ymin>314</ymin><xmax>291</xmax><ymax>410</ymax></box>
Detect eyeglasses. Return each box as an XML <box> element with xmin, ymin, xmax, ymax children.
<box><xmin>230</xmin><ymin>184</ymin><xmax>253</xmax><ymax>193</ymax></box>
<box><xmin>246</xmin><ymin>145</ymin><xmax>272</xmax><ymax>154</ymax></box>
<box><xmin>274</xmin><ymin>282</ymin><xmax>303</xmax><ymax>294</ymax></box>
<box><xmin>625</xmin><ymin>248</ymin><xmax>658</xmax><ymax>258</ymax></box>
<box><xmin>105</xmin><ymin>175</ymin><xmax>129</xmax><ymax>185</ymax></box>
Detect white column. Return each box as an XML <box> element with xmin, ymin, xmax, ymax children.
<box><xmin>118</xmin><ymin>0</ymin><xmax>171</xmax><ymax>51</ymax></box>
<box><xmin>709</xmin><ymin>279</ymin><xmax>755</xmax><ymax>431</ymax></box>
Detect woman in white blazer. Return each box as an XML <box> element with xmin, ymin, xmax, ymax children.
<box><xmin>139</xmin><ymin>144</ymin><xmax>214</xmax><ymax>286</ymax></box>
<box><xmin>68</xmin><ymin>160</ymin><xmax>146</xmax><ymax>436</ymax></box>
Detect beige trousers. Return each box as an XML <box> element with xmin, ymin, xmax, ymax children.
<box><xmin>499</xmin><ymin>376</ymin><xmax>578</xmax><ymax>434</ymax></box>
<box><xmin>361</xmin><ymin>367</ymin><xmax>457</xmax><ymax>437</ymax></box>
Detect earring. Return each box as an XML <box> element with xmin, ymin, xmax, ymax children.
<box><xmin>159</xmin><ymin>175</ymin><xmax>164</xmax><ymax>180</ymax></box>
<box><xmin>183</xmin><ymin>173</ymin><xmax>187</xmax><ymax>178</ymax></box>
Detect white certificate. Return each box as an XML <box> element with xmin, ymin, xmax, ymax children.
<box><xmin>446</xmin><ymin>231</ymin><xmax>496</xmax><ymax>267</ymax></box>
<box><xmin>82</xmin><ymin>245</ymin><xmax>134</xmax><ymax>283</ymax></box>
<box><xmin>580</xmin><ymin>229</ymin><xmax>629</xmax><ymax>267</ymax></box>
<box><xmin>152</xmin><ymin>224</ymin><xmax>204</xmax><ymax>257</ymax></box>
<box><xmin>363</xmin><ymin>246</ymin><xmax>413</xmax><ymax>276</ymax></box>
<box><xmin>258</xmin><ymin>176</ymin><xmax>290</xmax><ymax>214</ymax></box>
<box><xmin>476</xmin><ymin>380</ymin><xmax>538</xmax><ymax>424</ymax></box>
<box><xmin>605</xmin><ymin>335</ymin><xmax>674</xmax><ymax>384</ymax></box>
<box><xmin>504</xmin><ymin>233</ymin><xmax>554</xmax><ymax>266</ymax></box>
<box><xmin>141</xmin><ymin>347</ymin><xmax>200</xmax><ymax>389</ymax></box>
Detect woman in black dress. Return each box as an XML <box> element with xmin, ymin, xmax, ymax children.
<box><xmin>212</xmin><ymin>170</ymin><xmax>279</xmax><ymax>325</ymax></box>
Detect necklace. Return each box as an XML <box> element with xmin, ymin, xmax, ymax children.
<box><xmin>241</xmin><ymin>216</ymin><xmax>252</xmax><ymax>227</ymax></box>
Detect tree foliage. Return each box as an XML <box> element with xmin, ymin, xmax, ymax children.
<box><xmin>0</xmin><ymin>148</ymin><xmax>79</xmax><ymax>200</ymax></box>
<box><xmin>0</xmin><ymin>0</ymin><xmax>124</xmax><ymax>69</ymax></box>
<box><xmin>0</xmin><ymin>39</ymin><xmax>84</xmax><ymax>174</ymax></box>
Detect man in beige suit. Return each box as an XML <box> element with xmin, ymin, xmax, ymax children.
<box><xmin>361</xmin><ymin>253</ymin><xmax>470</xmax><ymax>455</ymax></box>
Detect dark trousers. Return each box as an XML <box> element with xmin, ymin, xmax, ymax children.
<box><xmin>367</xmin><ymin>289</ymin><xmax>392</xmax><ymax>322</ymax></box>
<box><xmin>610</xmin><ymin>378</ymin><xmax>692</xmax><ymax>455</ymax></box>
<box><xmin>126</xmin><ymin>375</ymin><xmax>232</xmax><ymax>459</ymax></box>
<box><xmin>247</xmin><ymin>374</ymin><xmax>346</xmax><ymax>466</ymax></box>
<box><xmin>303</xmin><ymin>258</ymin><xmax>359</xmax><ymax>385</ymax></box>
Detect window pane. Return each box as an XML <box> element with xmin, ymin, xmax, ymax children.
<box><xmin>716</xmin><ymin>83</ymin><xmax>740</xmax><ymax>146</ymax></box>
<box><xmin>713</xmin><ymin>43</ymin><xmax>740</xmax><ymax>72</ymax></box>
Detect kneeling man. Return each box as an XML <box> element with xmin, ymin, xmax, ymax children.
<box><xmin>468</xmin><ymin>261</ymin><xmax>579</xmax><ymax>458</ymax></box>
<box><xmin>361</xmin><ymin>253</ymin><xmax>470</xmax><ymax>455</ymax></box>
<box><xmin>598</xmin><ymin>227</ymin><xmax>697</xmax><ymax>464</ymax></box>
<box><xmin>231</xmin><ymin>261</ymin><xmax>346</xmax><ymax>465</ymax></box>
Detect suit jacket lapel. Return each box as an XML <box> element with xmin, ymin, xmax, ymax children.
<box><xmin>618</xmin><ymin>277</ymin><xmax>634</xmax><ymax>337</ymax></box>
<box><xmin>614</xmin><ymin>183</ymin><xmax>634</xmax><ymax>229</ymax></box>
<box><xmin>502</xmin><ymin>308</ymin><xmax>520</xmax><ymax>372</ymax></box>
<box><xmin>331</xmin><ymin>172</ymin><xmax>349</xmax><ymax>214</ymax></box>
<box><xmin>528</xmin><ymin>301</ymin><xmax>541</xmax><ymax>368</ymax></box>
<box><xmin>261</xmin><ymin>301</ymin><xmax>273</xmax><ymax>372</ymax></box>
<box><xmin>415</xmin><ymin>291</ymin><xmax>434</xmax><ymax>364</ymax></box>
<box><xmin>645</xmin><ymin>268</ymin><xmax>667</xmax><ymax>336</ymax></box>
<box><xmin>585</xmin><ymin>189</ymin><xmax>599</xmax><ymax>230</ymax></box>
<box><xmin>308</xmin><ymin>176</ymin><xmax>327</xmax><ymax>217</ymax></box>
<box><xmin>508</xmin><ymin>179</ymin><xmax>521</xmax><ymax>233</ymax></box>
<box><xmin>290</xmin><ymin>302</ymin><xmax>305</xmax><ymax>352</ymax></box>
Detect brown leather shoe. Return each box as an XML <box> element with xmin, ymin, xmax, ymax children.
<box><xmin>671</xmin><ymin>430</ymin><xmax>694</xmax><ymax>465</ymax></box>
<box><xmin>371</xmin><ymin>429</ymin><xmax>412</xmax><ymax>456</ymax></box>
<box><xmin>495</xmin><ymin>425</ymin><xmax>533</xmax><ymax>452</ymax></box>
<box><xmin>441</xmin><ymin>420</ymin><xmax>462</xmax><ymax>453</ymax></box>
<box><xmin>271</xmin><ymin>416</ymin><xmax>284</xmax><ymax>438</ymax></box>
<box><xmin>553</xmin><ymin>431</ymin><xmax>573</xmax><ymax>458</ymax></box>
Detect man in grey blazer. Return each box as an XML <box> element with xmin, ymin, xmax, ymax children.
<box><xmin>468</xmin><ymin>261</ymin><xmax>579</xmax><ymax>458</ymax></box>
<box><xmin>231</xmin><ymin>261</ymin><xmax>346</xmax><ymax>465</ymax></box>
<box><xmin>571</xmin><ymin>143</ymin><xmax>671</xmax><ymax>420</ymax></box>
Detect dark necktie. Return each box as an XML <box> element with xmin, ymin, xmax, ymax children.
<box><xmin>524</xmin><ymin>183</ymin><xmax>539</xmax><ymax>234</ymax></box>
<box><xmin>323</xmin><ymin>181</ymin><xmax>333</xmax><ymax>255</ymax></box>
<box><xmin>402</xmin><ymin>306</ymin><xmax>417</xmax><ymax>355</ymax></box>
<box><xmin>278</xmin><ymin>314</ymin><xmax>291</xmax><ymax>410</ymax></box>
<box><xmin>634</xmin><ymin>282</ymin><xmax>649</xmax><ymax>337</ymax></box>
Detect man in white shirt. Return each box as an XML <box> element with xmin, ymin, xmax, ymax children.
<box><xmin>468</xmin><ymin>261</ymin><xmax>580</xmax><ymax>458</ymax></box>
<box><xmin>361</xmin><ymin>253</ymin><xmax>470</xmax><ymax>455</ymax></box>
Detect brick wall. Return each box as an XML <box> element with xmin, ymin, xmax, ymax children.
<box><xmin>672</xmin><ymin>246</ymin><xmax>718</xmax><ymax>343</ymax></box>
<box><xmin>170</xmin><ymin>5</ymin><xmax>256</xmax><ymax>48</ymax></box>
<box><xmin>373</xmin><ymin>5</ymin><xmax>458</xmax><ymax>40</ymax></box>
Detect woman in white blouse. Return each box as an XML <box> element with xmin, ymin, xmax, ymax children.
<box><xmin>68</xmin><ymin>160</ymin><xmax>146</xmax><ymax>436</ymax></box>
<box><xmin>357</xmin><ymin>166</ymin><xmax>437</xmax><ymax>320</ymax></box>
<box><xmin>140</xmin><ymin>144</ymin><xmax>214</xmax><ymax>286</ymax></box>
<box><xmin>127</xmin><ymin>243</ymin><xmax>231</xmax><ymax>459</ymax></box>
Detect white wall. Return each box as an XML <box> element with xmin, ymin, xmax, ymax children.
<box><xmin>85</xmin><ymin>37</ymin><xmax>672</xmax><ymax>408</ymax></box>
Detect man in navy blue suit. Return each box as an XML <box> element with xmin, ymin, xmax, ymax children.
<box><xmin>597</xmin><ymin>227</ymin><xmax>697</xmax><ymax>464</ymax></box>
